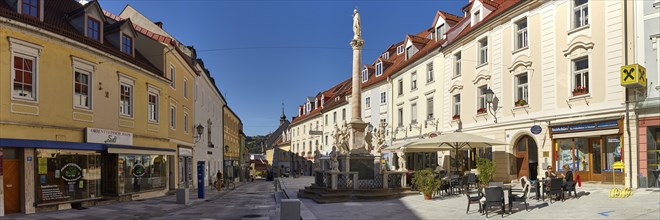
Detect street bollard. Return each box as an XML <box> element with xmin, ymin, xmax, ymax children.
<box><xmin>280</xmin><ymin>199</ymin><xmax>301</xmax><ymax>220</ymax></box>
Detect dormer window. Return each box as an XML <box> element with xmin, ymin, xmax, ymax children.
<box><xmin>436</xmin><ymin>24</ymin><xmax>445</xmax><ymax>40</ymax></box>
<box><xmin>87</xmin><ymin>18</ymin><xmax>100</xmax><ymax>41</ymax></box>
<box><xmin>121</xmin><ymin>34</ymin><xmax>133</xmax><ymax>55</ymax></box>
<box><xmin>22</xmin><ymin>0</ymin><xmax>39</xmax><ymax>18</ymax></box>
<box><xmin>406</xmin><ymin>46</ymin><xmax>415</xmax><ymax>59</ymax></box>
<box><xmin>362</xmin><ymin>67</ymin><xmax>368</xmax><ymax>82</ymax></box>
<box><xmin>472</xmin><ymin>10</ymin><xmax>481</xmax><ymax>25</ymax></box>
<box><xmin>375</xmin><ymin>61</ymin><xmax>383</xmax><ymax>77</ymax></box>
<box><xmin>397</xmin><ymin>45</ymin><xmax>404</xmax><ymax>55</ymax></box>
<box><xmin>381</xmin><ymin>52</ymin><xmax>389</xmax><ymax>60</ymax></box>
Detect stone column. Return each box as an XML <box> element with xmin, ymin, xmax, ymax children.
<box><xmin>348</xmin><ymin>38</ymin><xmax>369</xmax><ymax>155</ymax></box>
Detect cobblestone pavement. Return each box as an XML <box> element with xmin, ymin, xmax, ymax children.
<box><xmin>282</xmin><ymin>177</ymin><xmax>660</xmax><ymax>220</ymax></box>
<box><xmin>5</xmin><ymin>180</ymin><xmax>279</xmax><ymax>220</ymax></box>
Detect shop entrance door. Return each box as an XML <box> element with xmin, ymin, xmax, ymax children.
<box><xmin>3</xmin><ymin>158</ymin><xmax>20</xmax><ymax>214</ymax></box>
<box><xmin>515</xmin><ymin>136</ymin><xmax>530</xmax><ymax>179</ymax></box>
<box><xmin>589</xmin><ymin>138</ymin><xmax>602</xmax><ymax>181</ymax></box>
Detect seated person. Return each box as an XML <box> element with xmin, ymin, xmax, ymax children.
<box><xmin>560</xmin><ymin>164</ymin><xmax>575</xmax><ymax>190</ymax></box>
<box><xmin>545</xmin><ymin>165</ymin><xmax>557</xmax><ymax>180</ymax></box>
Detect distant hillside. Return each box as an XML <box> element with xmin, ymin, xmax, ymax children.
<box><xmin>246</xmin><ymin>135</ymin><xmax>268</xmax><ymax>154</ymax></box>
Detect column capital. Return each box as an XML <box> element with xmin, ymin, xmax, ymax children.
<box><xmin>350</xmin><ymin>39</ymin><xmax>364</xmax><ymax>49</ymax></box>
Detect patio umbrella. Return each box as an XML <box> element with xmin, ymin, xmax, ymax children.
<box><xmin>403</xmin><ymin>132</ymin><xmax>508</xmax><ymax>173</ymax></box>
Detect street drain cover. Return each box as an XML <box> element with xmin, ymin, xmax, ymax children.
<box><xmin>242</xmin><ymin>214</ymin><xmax>264</xmax><ymax>218</ymax></box>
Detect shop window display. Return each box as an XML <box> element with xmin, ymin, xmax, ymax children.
<box><xmin>118</xmin><ymin>154</ymin><xmax>167</xmax><ymax>194</ymax></box>
<box><xmin>575</xmin><ymin>138</ymin><xmax>589</xmax><ymax>172</ymax></box>
<box><xmin>557</xmin><ymin>139</ymin><xmax>574</xmax><ymax>171</ymax></box>
<box><xmin>35</xmin><ymin>149</ymin><xmax>101</xmax><ymax>204</ymax></box>
<box><xmin>604</xmin><ymin>136</ymin><xmax>622</xmax><ymax>171</ymax></box>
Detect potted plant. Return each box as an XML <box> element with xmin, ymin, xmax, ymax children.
<box><xmin>477</xmin><ymin>107</ymin><xmax>486</xmax><ymax>114</ymax></box>
<box><xmin>476</xmin><ymin>158</ymin><xmax>496</xmax><ymax>187</ymax></box>
<box><xmin>412</xmin><ymin>168</ymin><xmax>441</xmax><ymax>200</ymax></box>
<box><xmin>572</xmin><ymin>86</ymin><xmax>588</xmax><ymax>96</ymax></box>
<box><xmin>452</xmin><ymin>114</ymin><xmax>461</xmax><ymax>120</ymax></box>
<box><xmin>514</xmin><ymin>99</ymin><xmax>527</xmax><ymax>107</ymax></box>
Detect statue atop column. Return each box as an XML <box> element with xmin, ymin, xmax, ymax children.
<box><xmin>352</xmin><ymin>8</ymin><xmax>361</xmax><ymax>40</ymax></box>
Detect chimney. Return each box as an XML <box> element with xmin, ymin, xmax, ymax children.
<box><xmin>154</xmin><ymin>21</ymin><xmax>163</xmax><ymax>28</ymax></box>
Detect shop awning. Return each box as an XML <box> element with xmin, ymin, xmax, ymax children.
<box><xmin>0</xmin><ymin>138</ymin><xmax>105</xmax><ymax>151</ymax></box>
<box><xmin>552</xmin><ymin>129</ymin><xmax>619</xmax><ymax>139</ymax></box>
<box><xmin>106</xmin><ymin>145</ymin><xmax>176</xmax><ymax>156</ymax></box>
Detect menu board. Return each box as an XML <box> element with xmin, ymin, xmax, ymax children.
<box><xmin>40</xmin><ymin>185</ymin><xmax>70</xmax><ymax>201</ymax></box>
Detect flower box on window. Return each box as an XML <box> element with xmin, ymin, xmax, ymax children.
<box><xmin>572</xmin><ymin>86</ymin><xmax>588</xmax><ymax>96</ymax></box>
<box><xmin>477</xmin><ymin>108</ymin><xmax>486</xmax><ymax>114</ymax></box>
<box><xmin>452</xmin><ymin>114</ymin><xmax>461</xmax><ymax>120</ymax></box>
<box><xmin>514</xmin><ymin>99</ymin><xmax>527</xmax><ymax>107</ymax></box>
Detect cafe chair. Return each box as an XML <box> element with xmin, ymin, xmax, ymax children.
<box><xmin>466</xmin><ymin>173</ymin><xmax>477</xmax><ymax>189</ymax></box>
<box><xmin>483</xmin><ymin>186</ymin><xmax>505</xmax><ymax>218</ymax></box>
<box><xmin>563</xmin><ymin>181</ymin><xmax>578</xmax><ymax>199</ymax></box>
<box><xmin>547</xmin><ymin>178</ymin><xmax>564</xmax><ymax>203</ymax></box>
<box><xmin>465</xmin><ymin>185</ymin><xmax>482</xmax><ymax>214</ymax></box>
<box><xmin>510</xmin><ymin>183</ymin><xmax>530</xmax><ymax>213</ymax></box>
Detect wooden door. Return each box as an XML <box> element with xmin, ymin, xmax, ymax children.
<box><xmin>516</xmin><ymin>136</ymin><xmax>529</xmax><ymax>178</ymax></box>
<box><xmin>590</xmin><ymin>138</ymin><xmax>602</xmax><ymax>181</ymax></box>
<box><xmin>3</xmin><ymin>159</ymin><xmax>20</xmax><ymax>214</ymax></box>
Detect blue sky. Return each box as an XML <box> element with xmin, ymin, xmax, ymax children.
<box><xmin>99</xmin><ymin>0</ymin><xmax>465</xmax><ymax>136</ymax></box>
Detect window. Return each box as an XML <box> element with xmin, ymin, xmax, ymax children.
<box><xmin>333</xmin><ymin>112</ymin><xmax>337</xmax><ymax>124</ymax></box>
<box><xmin>342</xmin><ymin>108</ymin><xmax>346</xmax><ymax>121</ymax></box>
<box><xmin>362</xmin><ymin>68</ymin><xmax>368</xmax><ymax>82</ymax></box>
<box><xmin>325</xmin><ymin>115</ymin><xmax>328</xmax><ymax>125</ymax></box>
<box><xmin>454</xmin><ymin>52</ymin><xmax>461</xmax><ymax>76</ymax></box>
<box><xmin>169</xmin><ymin>65</ymin><xmax>176</xmax><ymax>88</ymax></box>
<box><xmin>380</xmin><ymin>92</ymin><xmax>386</xmax><ymax>104</ymax></box>
<box><xmin>22</xmin><ymin>0</ymin><xmax>39</xmax><ymax>18</ymax></box>
<box><xmin>515</xmin><ymin>19</ymin><xmax>528</xmax><ymax>49</ymax></box>
<box><xmin>381</xmin><ymin>52</ymin><xmax>389</xmax><ymax>60</ymax></box>
<box><xmin>473</xmin><ymin>10</ymin><xmax>481</xmax><ymax>24</ymax></box>
<box><xmin>170</xmin><ymin>106</ymin><xmax>176</xmax><ymax>129</ymax></box>
<box><xmin>452</xmin><ymin>94</ymin><xmax>461</xmax><ymax>119</ymax></box>
<box><xmin>366</xmin><ymin>97</ymin><xmax>371</xmax><ymax>108</ymax></box>
<box><xmin>74</xmin><ymin>71</ymin><xmax>91</xmax><ymax>109</ymax></box>
<box><xmin>479</xmin><ymin>38</ymin><xmax>488</xmax><ymax>65</ymax></box>
<box><xmin>120</xmin><ymin>84</ymin><xmax>133</xmax><ymax>116</ymax></box>
<box><xmin>572</xmin><ymin>57</ymin><xmax>589</xmax><ymax>95</ymax></box>
<box><xmin>411</xmin><ymin>72</ymin><xmax>417</xmax><ymax>90</ymax></box>
<box><xmin>573</xmin><ymin>0</ymin><xmax>589</xmax><ymax>29</ymax></box>
<box><xmin>183</xmin><ymin>78</ymin><xmax>188</xmax><ymax>98</ymax></box>
<box><xmin>406</xmin><ymin>46</ymin><xmax>415</xmax><ymax>59</ymax></box>
<box><xmin>87</xmin><ymin>18</ymin><xmax>100</xmax><ymax>41</ymax></box>
<box><xmin>397</xmin><ymin>45</ymin><xmax>404</xmax><ymax>55</ymax></box>
<box><xmin>35</xmin><ymin>149</ymin><xmax>101</xmax><ymax>204</ymax></box>
<box><xmin>325</xmin><ymin>136</ymin><xmax>328</xmax><ymax>145</ymax></box>
<box><xmin>411</xmin><ymin>102</ymin><xmax>417</xmax><ymax>124</ymax></box>
<box><xmin>477</xmin><ymin>86</ymin><xmax>487</xmax><ymax>110</ymax></box>
<box><xmin>398</xmin><ymin>79</ymin><xmax>404</xmax><ymax>95</ymax></box>
<box><xmin>426</xmin><ymin>63</ymin><xmax>434</xmax><ymax>83</ymax></box>
<box><xmin>426</xmin><ymin>97</ymin><xmax>434</xmax><ymax>120</ymax></box>
<box><xmin>515</xmin><ymin>74</ymin><xmax>529</xmax><ymax>106</ymax></box>
<box><xmin>148</xmin><ymin>92</ymin><xmax>158</xmax><ymax>122</ymax></box>
<box><xmin>184</xmin><ymin>112</ymin><xmax>189</xmax><ymax>133</ymax></box>
<box><xmin>375</xmin><ymin>61</ymin><xmax>383</xmax><ymax>76</ymax></box>
<box><xmin>12</xmin><ymin>55</ymin><xmax>36</xmax><ymax>100</ymax></box>
<box><xmin>436</xmin><ymin>24</ymin><xmax>445</xmax><ymax>40</ymax></box>
<box><xmin>121</xmin><ymin>34</ymin><xmax>132</xmax><ymax>55</ymax></box>
<box><xmin>398</xmin><ymin>108</ymin><xmax>404</xmax><ymax>126</ymax></box>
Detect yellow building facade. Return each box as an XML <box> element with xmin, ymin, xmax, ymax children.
<box><xmin>0</xmin><ymin>1</ymin><xmax>176</xmax><ymax>215</ymax></box>
<box><xmin>223</xmin><ymin>105</ymin><xmax>241</xmax><ymax>180</ymax></box>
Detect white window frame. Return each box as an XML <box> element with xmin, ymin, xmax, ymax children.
<box><xmin>342</xmin><ymin>108</ymin><xmax>346</xmax><ymax>121</ymax></box>
<box><xmin>406</xmin><ymin>46</ymin><xmax>415</xmax><ymax>59</ymax></box>
<box><xmin>411</xmin><ymin>72</ymin><xmax>417</xmax><ymax>90</ymax></box>
<box><xmin>515</xmin><ymin>18</ymin><xmax>528</xmax><ymax>50</ymax></box>
<box><xmin>397</xmin><ymin>107</ymin><xmax>404</xmax><ymax>127</ymax></box>
<box><xmin>169</xmin><ymin>64</ymin><xmax>176</xmax><ymax>89</ymax></box>
<box><xmin>120</xmin><ymin>33</ymin><xmax>133</xmax><ymax>56</ymax></box>
<box><xmin>572</xmin><ymin>57</ymin><xmax>590</xmax><ymax>95</ymax></box>
<box><xmin>380</xmin><ymin>92</ymin><xmax>387</xmax><ymax>104</ymax></box>
<box><xmin>397</xmin><ymin>45</ymin><xmax>404</xmax><ymax>55</ymax></box>
<box><xmin>453</xmin><ymin>94</ymin><xmax>461</xmax><ymax>118</ymax></box>
<box><xmin>183</xmin><ymin>111</ymin><xmax>189</xmax><ymax>134</ymax></box>
<box><xmin>573</xmin><ymin>0</ymin><xmax>589</xmax><ymax>29</ymax></box>
<box><xmin>398</xmin><ymin>79</ymin><xmax>404</xmax><ymax>96</ymax></box>
<box><xmin>515</xmin><ymin>73</ymin><xmax>529</xmax><ymax>106</ymax></box>
<box><xmin>366</xmin><ymin>97</ymin><xmax>371</xmax><ymax>109</ymax></box>
<box><xmin>362</xmin><ymin>68</ymin><xmax>369</xmax><ymax>82</ymax></box>
<box><xmin>333</xmin><ymin>112</ymin><xmax>337</xmax><ymax>124</ymax></box>
<box><xmin>454</xmin><ymin>52</ymin><xmax>462</xmax><ymax>77</ymax></box>
<box><xmin>426</xmin><ymin>62</ymin><xmax>434</xmax><ymax>83</ymax></box>
<box><xmin>381</xmin><ymin>52</ymin><xmax>389</xmax><ymax>60</ymax></box>
<box><xmin>183</xmin><ymin>78</ymin><xmax>188</xmax><ymax>99</ymax></box>
<box><xmin>71</xmin><ymin>57</ymin><xmax>95</xmax><ymax>110</ymax></box>
<box><xmin>170</xmin><ymin>105</ymin><xmax>176</xmax><ymax>130</ymax></box>
<box><xmin>375</xmin><ymin>61</ymin><xmax>383</xmax><ymax>76</ymax></box>
<box><xmin>73</xmin><ymin>70</ymin><xmax>92</xmax><ymax>109</ymax></box>
<box><xmin>478</xmin><ymin>38</ymin><xmax>488</xmax><ymax>65</ymax></box>
<box><xmin>410</xmin><ymin>102</ymin><xmax>417</xmax><ymax>124</ymax></box>
<box><xmin>119</xmin><ymin>79</ymin><xmax>134</xmax><ymax>117</ymax></box>
<box><xmin>436</xmin><ymin>24</ymin><xmax>445</xmax><ymax>40</ymax></box>
<box><xmin>9</xmin><ymin>38</ymin><xmax>42</xmax><ymax>102</ymax></box>
<box><xmin>477</xmin><ymin>85</ymin><xmax>487</xmax><ymax>110</ymax></box>
<box><xmin>426</xmin><ymin>97</ymin><xmax>434</xmax><ymax>120</ymax></box>
<box><xmin>148</xmin><ymin>91</ymin><xmax>159</xmax><ymax>122</ymax></box>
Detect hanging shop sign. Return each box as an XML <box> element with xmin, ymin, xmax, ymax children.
<box><xmin>550</xmin><ymin>120</ymin><xmax>619</xmax><ymax>134</ymax></box>
<box><xmin>620</xmin><ymin>64</ymin><xmax>647</xmax><ymax>88</ymax></box>
<box><xmin>86</xmin><ymin>128</ymin><xmax>133</xmax><ymax>145</ymax></box>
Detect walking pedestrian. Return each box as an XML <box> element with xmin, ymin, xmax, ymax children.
<box><xmin>216</xmin><ymin>171</ymin><xmax>223</xmax><ymax>191</ymax></box>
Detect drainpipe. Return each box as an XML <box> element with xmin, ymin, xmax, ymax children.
<box><xmin>623</xmin><ymin>0</ymin><xmax>634</xmax><ymax>188</ymax></box>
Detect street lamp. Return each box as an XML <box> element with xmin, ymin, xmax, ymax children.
<box><xmin>193</xmin><ymin>124</ymin><xmax>204</xmax><ymax>143</ymax></box>
<box><xmin>484</xmin><ymin>88</ymin><xmax>499</xmax><ymax>123</ymax></box>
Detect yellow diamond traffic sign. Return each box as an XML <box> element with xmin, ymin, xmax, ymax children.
<box><xmin>620</xmin><ymin>64</ymin><xmax>647</xmax><ymax>88</ymax></box>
